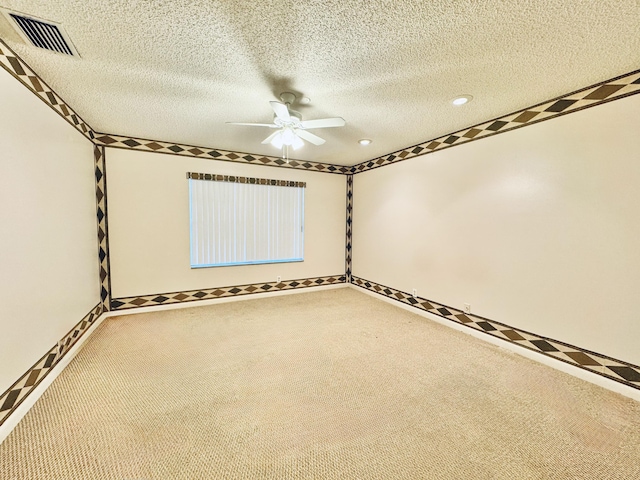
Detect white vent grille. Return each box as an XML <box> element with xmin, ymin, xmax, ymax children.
<box><xmin>1</xmin><ymin>9</ymin><xmax>78</xmax><ymax>56</ymax></box>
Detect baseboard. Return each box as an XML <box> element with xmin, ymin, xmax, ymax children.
<box><xmin>105</xmin><ymin>282</ymin><xmax>348</xmax><ymax>317</ymax></box>
<box><xmin>10</xmin><ymin>277</ymin><xmax>631</xmax><ymax>446</ymax></box>
<box><xmin>348</xmin><ymin>280</ymin><xmax>640</xmax><ymax>402</ymax></box>
<box><xmin>0</xmin><ymin>281</ymin><xmax>348</xmax><ymax>443</ymax></box>
<box><xmin>0</xmin><ymin>305</ymin><xmax>106</xmax><ymax>444</ymax></box>
<box><xmin>110</xmin><ymin>275</ymin><xmax>346</xmax><ymax>311</ymax></box>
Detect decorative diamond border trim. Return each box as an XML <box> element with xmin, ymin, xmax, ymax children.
<box><xmin>95</xmin><ymin>133</ymin><xmax>350</xmax><ymax>174</ymax></box>
<box><xmin>187</xmin><ymin>172</ymin><xmax>306</xmax><ymax>188</ymax></box>
<box><xmin>345</xmin><ymin>175</ymin><xmax>353</xmax><ymax>283</ymax></box>
<box><xmin>0</xmin><ymin>304</ymin><xmax>103</xmax><ymax>427</ymax></box>
<box><xmin>0</xmin><ymin>39</ymin><xmax>347</xmax><ymax>174</ymax></box>
<box><xmin>110</xmin><ymin>275</ymin><xmax>346</xmax><ymax>310</ymax></box>
<box><xmin>0</xmin><ymin>39</ymin><xmax>95</xmax><ymax>141</ymax></box>
<box><xmin>94</xmin><ymin>146</ymin><xmax>111</xmax><ymax>311</ymax></box>
<box><xmin>4</xmin><ymin>34</ymin><xmax>638</xmax><ymax>179</ymax></box>
<box><xmin>351</xmin><ymin>69</ymin><xmax>640</xmax><ymax>174</ymax></box>
<box><xmin>351</xmin><ymin>276</ymin><xmax>640</xmax><ymax>390</ymax></box>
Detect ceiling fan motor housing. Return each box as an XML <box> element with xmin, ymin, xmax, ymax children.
<box><xmin>274</xmin><ymin>109</ymin><xmax>303</xmax><ymax>128</ymax></box>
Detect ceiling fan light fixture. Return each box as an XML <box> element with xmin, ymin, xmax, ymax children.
<box><xmin>358</xmin><ymin>139</ymin><xmax>372</xmax><ymax>145</ymax></box>
<box><xmin>281</xmin><ymin>128</ymin><xmax>296</xmax><ymax>145</ymax></box>
<box><xmin>270</xmin><ymin>132</ymin><xmax>284</xmax><ymax>149</ymax></box>
<box><xmin>291</xmin><ymin>135</ymin><xmax>304</xmax><ymax>150</ymax></box>
<box><xmin>452</xmin><ymin>95</ymin><xmax>473</xmax><ymax>106</ymax></box>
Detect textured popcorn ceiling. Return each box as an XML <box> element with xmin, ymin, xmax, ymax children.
<box><xmin>1</xmin><ymin>1</ymin><xmax>639</xmax><ymax>166</ymax></box>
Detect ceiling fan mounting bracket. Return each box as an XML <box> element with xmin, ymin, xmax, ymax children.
<box><xmin>279</xmin><ymin>92</ymin><xmax>296</xmax><ymax>105</ymax></box>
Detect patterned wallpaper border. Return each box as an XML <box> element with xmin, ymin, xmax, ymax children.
<box><xmin>345</xmin><ymin>175</ymin><xmax>353</xmax><ymax>283</ymax></box>
<box><xmin>350</xmin><ymin>69</ymin><xmax>640</xmax><ymax>174</ymax></box>
<box><xmin>187</xmin><ymin>172</ymin><xmax>306</xmax><ymax>188</ymax></box>
<box><xmin>96</xmin><ymin>134</ymin><xmax>351</xmax><ymax>174</ymax></box>
<box><xmin>0</xmin><ymin>304</ymin><xmax>103</xmax><ymax>428</ymax></box>
<box><xmin>4</xmin><ymin>36</ymin><xmax>639</xmax><ymax>178</ymax></box>
<box><xmin>2</xmin><ymin>25</ymin><xmax>639</xmax><ymax>436</ymax></box>
<box><xmin>94</xmin><ymin>146</ymin><xmax>111</xmax><ymax>311</ymax></box>
<box><xmin>351</xmin><ymin>276</ymin><xmax>640</xmax><ymax>391</ymax></box>
<box><xmin>0</xmin><ymin>38</ymin><xmax>348</xmax><ymax>174</ymax></box>
<box><xmin>0</xmin><ymin>38</ymin><xmax>95</xmax><ymax>141</ymax></box>
<box><xmin>110</xmin><ymin>275</ymin><xmax>346</xmax><ymax>310</ymax></box>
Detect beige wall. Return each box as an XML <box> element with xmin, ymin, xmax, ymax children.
<box><xmin>106</xmin><ymin>149</ymin><xmax>346</xmax><ymax>298</ymax></box>
<box><xmin>353</xmin><ymin>93</ymin><xmax>640</xmax><ymax>365</ymax></box>
<box><xmin>0</xmin><ymin>70</ymin><xmax>100</xmax><ymax>394</ymax></box>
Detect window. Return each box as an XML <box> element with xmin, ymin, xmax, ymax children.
<box><xmin>188</xmin><ymin>173</ymin><xmax>305</xmax><ymax>268</ymax></box>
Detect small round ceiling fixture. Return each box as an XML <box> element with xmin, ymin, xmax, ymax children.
<box><xmin>452</xmin><ymin>95</ymin><xmax>473</xmax><ymax>106</ymax></box>
<box><xmin>299</xmin><ymin>96</ymin><xmax>311</xmax><ymax>105</ymax></box>
<box><xmin>359</xmin><ymin>139</ymin><xmax>372</xmax><ymax>145</ymax></box>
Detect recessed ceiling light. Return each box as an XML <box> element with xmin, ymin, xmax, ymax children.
<box><xmin>359</xmin><ymin>139</ymin><xmax>372</xmax><ymax>145</ymax></box>
<box><xmin>452</xmin><ymin>95</ymin><xmax>473</xmax><ymax>106</ymax></box>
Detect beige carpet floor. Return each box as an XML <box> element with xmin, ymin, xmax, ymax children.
<box><xmin>1</xmin><ymin>287</ymin><xmax>639</xmax><ymax>479</ymax></box>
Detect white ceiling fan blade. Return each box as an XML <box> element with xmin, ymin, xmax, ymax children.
<box><xmin>261</xmin><ymin>131</ymin><xmax>281</xmax><ymax>144</ymax></box>
<box><xmin>226</xmin><ymin>122</ymin><xmax>278</xmax><ymax>128</ymax></box>
<box><xmin>270</xmin><ymin>101</ymin><xmax>291</xmax><ymax>122</ymax></box>
<box><xmin>295</xmin><ymin>129</ymin><xmax>326</xmax><ymax>145</ymax></box>
<box><xmin>300</xmin><ymin>117</ymin><xmax>345</xmax><ymax>129</ymax></box>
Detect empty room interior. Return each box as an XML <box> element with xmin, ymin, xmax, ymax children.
<box><xmin>1</xmin><ymin>1</ymin><xmax>640</xmax><ymax>478</ymax></box>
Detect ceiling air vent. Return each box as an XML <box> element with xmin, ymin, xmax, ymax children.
<box><xmin>1</xmin><ymin>9</ymin><xmax>79</xmax><ymax>56</ymax></box>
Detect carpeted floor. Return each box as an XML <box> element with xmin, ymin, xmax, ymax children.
<box><xmin>1</xmin><ymin>287</ymin><xmax>639</xmax><ymax>479</ymax></box>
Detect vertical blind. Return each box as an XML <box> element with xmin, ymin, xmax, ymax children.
<box><xmin>189</xmin><ymin>174</ymin><xmax>305</xmax><ymax>267</ymax></box>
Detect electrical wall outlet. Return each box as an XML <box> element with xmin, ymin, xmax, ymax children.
<box><xmin>412</xmin><ymin>288</ymin><xmax>417</xmax><ymax>297</ymax></box>
<box><xmin>277</xmin><ymin>276</ymin><xmax>281</xmax><ymax>283</ymax></box>
<box><xmin>464</xmin><ymin>303</ymin><xmax>471</xmax><ymax>314</ymax></box>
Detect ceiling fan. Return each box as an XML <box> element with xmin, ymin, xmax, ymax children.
<box><xmin>227</xmin><ymin>92</ymin><xmax>346</xmax><ymax>156</ymax></box>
